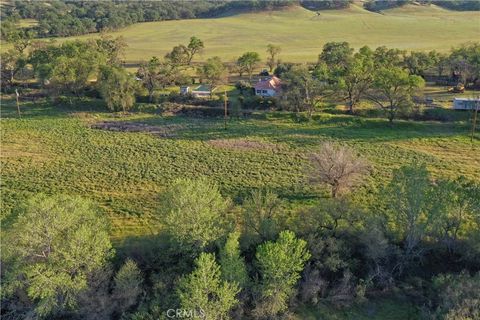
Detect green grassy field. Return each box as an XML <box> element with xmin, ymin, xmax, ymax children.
<box><xmin>53</xmin><ymin>4</ymin><xmax>480</xmax><ymax>62</ymax></box>
<box><xmin>1</xmin><ymin>97</ymin><xmax>479</xmax><ymax>242</ymax></box>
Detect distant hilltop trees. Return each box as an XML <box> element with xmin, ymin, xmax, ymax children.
<box><xmin>364</xmin><ymin>0</ymin><xmax>480</xmax><ymax>12</ymax></box>
<box><xmin>1</xmin><ymin>0</ymin><xmax>478</xmax><ymax>40</ymax></box>
<box><xmin>1</xmin><ymin>0</ymin><xmax>295</xmax><ymax>39</ymax></box>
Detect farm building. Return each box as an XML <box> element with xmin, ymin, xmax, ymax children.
<box><xmin>254</xmin><ymin>76</ymin><xmax>282</xmax><ymax>97</ymax></box>
<box><xmin>180</xmin><ymin>86</ymin><xmax>190</xmax><ymax>95</ymax></box>
<box><xmin>453</xmin><ymin>98</ymin><xmax>480</xmax><ymax>110</ymax></box>
<box><xmin>180</xmin><ymin>85</ymin><xmax>215</xmax><ymax>98</ymax></box>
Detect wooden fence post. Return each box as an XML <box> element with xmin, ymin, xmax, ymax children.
<box><xmin>15</xmin><ymin>88</ymin><xmax>21</xmax><ymax>118</ymax></box>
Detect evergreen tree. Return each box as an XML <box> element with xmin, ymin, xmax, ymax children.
<box><xmin>177</xmin><ymin>253</ymin><xmax>240</xmax><ymax>320</ymax></box>
<box><xmin>220</xmin><ymin>232</ymin><xmax>249</xmax><ymax>289</ymax></box>
<box><xmin>113</xmin><ymin>259</ymin><xmax>143</xmax><ymax>314</ymax></box>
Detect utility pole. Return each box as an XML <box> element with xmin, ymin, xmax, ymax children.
<box><xmin>15</xmin><ymin>88</ymin><xmax>21</xmax><ymax>118</ymax></box>
<box><xmin>224</xmin><ymin>88</ymin><xmax>228</xmax><ymax>130</ymax></box>
<box><xmin>471</xmin><ymin>96</ymin><xmax>479</xmax><ymax>143</ymax></box>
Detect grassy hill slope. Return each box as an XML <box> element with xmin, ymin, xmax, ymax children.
<box><xmin>59</xmin><ymin>4</ymin><xmax>479</xmax><ymax>62</ymax></box>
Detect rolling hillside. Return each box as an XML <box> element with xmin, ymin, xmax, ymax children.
<box><xmin>58</xmin><ymin>4</ymin><xmax>480</xmax><ymax>62</ymax></box>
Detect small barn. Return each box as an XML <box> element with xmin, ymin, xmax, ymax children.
<box><xmin>180</xmin><ymin>85</ymin><xmax>214</xmax><ymax>98</ymax></box>
<box><xmin>180</xmin><ymin>86</ymin><xmax>190</xmax><ymax>94</ymax></box>
<box><xmin>254</xmin><ymin>76</ymin><xmax>282</xmax><ymax>97</ymax></box>
<box><xmin>453</xmin><ymin>98</ymin><xmax>480</xmax><ymax>110</ymax></box>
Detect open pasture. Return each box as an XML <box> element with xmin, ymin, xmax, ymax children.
<box><xmin>1</xmin><ymin>98</ymin><xmax>478</xmax><ymax>241</ymax></box>
<box><xmin>51</xmin><ymin>4</ymin><xmax>480</xmax><ymax>62</ymax></box>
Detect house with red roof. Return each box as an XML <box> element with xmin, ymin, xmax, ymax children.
<box><xmin>254</xmin><ymin>76</ymin><xmax>282</xmax><ymax>97</ymax></box>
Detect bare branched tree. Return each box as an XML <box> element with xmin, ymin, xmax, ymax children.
<box><xmin>308</xmin><ymin>142</ymin><xmax>370</xmax><ymax>198</ymax></box>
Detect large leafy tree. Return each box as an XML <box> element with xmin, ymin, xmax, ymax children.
<box><xmin>318</xmin><ymin>41</ymin><xmax>354</xmax><ymax>74</ymax></box>
<box><xmin>1</xmin><ymin>49</ymin><xmax>28</xmax><ymax>89</ymax></box>
<box><xmin>368</xmin><ymin>66</ymin><xmax>424</xmax><ymax>123</ymax></box>
<box><xmin>186</xmin><ymin>36</ymin><xmax>204</xmax><ymax>65</ymax></box>
<box><xmin>429</xmin><ymin>178</ymin><xmax>480</xmax><ymax>253</ymax></box>
<box><xmin>338</xmin><ymin>46</ymin><xmax>375</xmax><ymax>113</ymax></box>
<box><xmin>159</xmin><ymin>178</ymin><xmax>231</xmax><ymax>253</ymax></box>
<box><xmin>51</xmin><ymin>54</ymin><xmax>97</xmax><ymax>96</ymax></box>
<box><xmin>177</xmin><ymin>253</ymin><xmax>240</xmax><ymax>320</ymax></box>
<box><xmin>242</xmin><ymin>190</ymin><xmax>284</xmax><ymax>247</ymax></box>
<box><xmin>384</xmin><ymin>164</ymin><xmax>434</xmax><ymax>269</ymax></box>
<box><xmin>254</xmin><ymin>230</ymin><xmax>311</xmax><ymax>318</ymax></box>
<box><xmin>0</xmin><ymin>17</ymin><xmax>19</xmax><ymax>42</ymax></box>
<box><xmin>197</xmin><ymin>56</ymin><xmax>227</xmax><ymax>97</ymax></box>
<box><xmin>237</xmin><ymin>51</ymin><xmax>261</xmax><ymax>81</ymax></box>
<box><xmin>165</xmin><ymin>44</ymin><xmax>189</xmax><ymax>67</ymax></box>
<box><xmin>165</xmin><ymin>36</ymin><xmax>204</xmax><ymax>67</ymax></box>
<box><xmin>28</xmin><ymin>42</ymin><xmax>60</xmax><ymax>81</ymax></box>
<box><xmin>2</xmin><ymin>194</ymin><xmax>113</xmax><ymax>317</ymax></box>
<box><xmin>403</xmin><ymin>50</ymin><xmax>438</xmax><ymax>77</ymax></box>
<box><xmin>449</xmin><ymin>42</ymin><xmax>480</xmax><ymax>86</ymax></box>
<box><xmin>91</xmin><ymin>34</ymin><xmax>127</xmax><ymax>66</ymax></box>
<box><xmin>2</xmin><ymin>25</ymin><xmax>36</xmax><ymax>54</ymax></box>
<box><xmin>373</xmin><ymin>46</ymin><xmax>405</xmax><ymax>68</ymax></box>
<box><xmin>30</xmin><ymin>40</ymin><xmax>106</xmax><ymax>95</ymax></box>
<box><xmin>266</xmin><ymin>44</ymin><xmax>281</xmax><ymax>72</ymax></box>
<box><xmin>137</xmin><ymin>56</ymin><xmax>178</xmax><ymax>101</ymax></box>
<box><xmin>281</xmin><ymin>65</ymin><xmax>328</xmax><ymax>118</ymax></box>
<box><xmin>137</xmin><ymin>56</ymin><xmax>162</xmax><ymax>102</ymax></box>
<box><xmin>435</xmin><ymin>52</ymin><xmax>450</xmax><ymax>77</ymax></box>
<box><xmin>98</xmin><ymin>65</ymin><xmax>138</xmax><ymax>113</ymax></box>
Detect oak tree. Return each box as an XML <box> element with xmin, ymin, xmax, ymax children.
<box><xmin>266</xmin><ymin>44</ymin><xmax>281</xmax><ymax>72</ymax></box>
<box><xmin>3</xmin><ymin>195</ymin><xmax>113</xmax><ymax>317</ymax></box>
<box><xmin>237</xmin><ymin>51</ymin><xmax>261</xmax><ymax>81</ymax></box>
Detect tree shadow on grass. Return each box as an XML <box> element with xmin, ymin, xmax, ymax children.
<box><xmin>1</xmin><ymin>97</ymin><xmax>108</xmax><ymax>119</ymax></box>
<box><xmin>114</xmin><ymin>232</ymin><xmax>196</xmax><ymax>276</ymax></box>
<box><xmin>227</xmin><ymin>182</ymin><xmax>320</xmax><ymax>205</ymax></box>
<box><xmin>164</xmin><ymin>114</ymin><xmax>470</xmax><ymax>146</ymax></box>
<box><xmin>4</xmin><ymin>98</ymin><xmax>472</xmax><ymax>147</ymax></box>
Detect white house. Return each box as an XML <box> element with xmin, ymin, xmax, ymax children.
<box><xmin>453</xmin><ymin>98</ymin><xmax>480</xmax><ymax>110</ymax></box>
<box><xmin>254</xmin><ymin>76</ymin><xmax>281</xmax><ymax>97</ymax></box>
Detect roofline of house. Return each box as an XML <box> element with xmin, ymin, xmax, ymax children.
<box><xmin>454</xmin><ymin>98</ymin><xmax>480</xmax><ymax>101</ymax></box>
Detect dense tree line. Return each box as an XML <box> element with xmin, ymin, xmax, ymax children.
<box><xmin>278</xmin><ymin>41</ymin><xmax>479</xmax><ymax>121</ymax></box>
<box><xmin>1</xmin><ymin>0</ymin><xmax>300</xmax><ymax>39</ymax></box>
<box><xmin>2</xmin><ymin>154</ymin><xmax>479</xmax><ymax>319</ymax></box>
<box><xmin>2</xmin><ymin>0</ymin><xmax>478</xmax><ymax>41</ymax></box>
<box><xmin>430</xmin><ymin>0</ymin><xmax>480</xmax><ymax>11</ymax></box>
<box><xmin>1</xmin><ymin>0</ymin><xmax>221</xmax><ymax>38</ymax></box>
<box><xmin>364</xmin><ymin>0</ymin><xmax>415</xmax><ymax>11</ymax></box>
<box><xmin>2</xmin><ymin>35</ymin><xmax>479</xmax><ymax>121</ymax></box>
<box><xmin>364</xmin><ymin>0</ymin><xmax>480</xmax><ymax>12</ymax></box>
<box><xmin>300</xmin><ymin>0</ymin><xmax>352</xmax><ymax>10</ymax></box>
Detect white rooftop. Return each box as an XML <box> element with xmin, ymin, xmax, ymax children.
<box><xmin>454</xmin><ymin>97</ymin><xmax>480</xmax><ymax>101</ymax></box>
